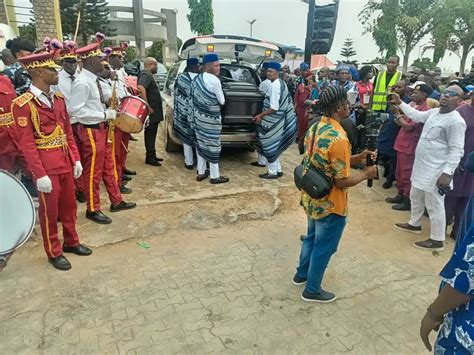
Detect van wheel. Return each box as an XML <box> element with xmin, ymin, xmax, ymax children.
<box><xmin>165</xmin><ymin>127</ymin><xmax>181</xmax><ymax>152</ymax></box>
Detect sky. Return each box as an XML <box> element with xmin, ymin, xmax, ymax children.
<box><xmin>13</xmin><ymin>0</ymin><xmax>470</xmax><ymax>72</ymax></box>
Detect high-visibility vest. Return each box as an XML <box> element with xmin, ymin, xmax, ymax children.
<box><xmin>371</xmin><ymin>70</ymin><xmax>402</xmax><ymax>111</ymax></box>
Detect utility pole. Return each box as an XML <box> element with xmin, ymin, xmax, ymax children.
<box><xmin>304</xmin><ymin>0</ymin><xmax>315</xmax><ymax>63</ymax></box>
<box><xmin>247</xmin><ymin>19</ymin><xmax>256</xmax><ymax>37</ymax></box>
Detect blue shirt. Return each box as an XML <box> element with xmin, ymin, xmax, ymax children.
<box><xmin>3</xmin><ymin>62</ymin><xmax>31</xmax><ymax>96</ymax></box>
<box><xmin>435</xmin><ymin>198</ymin><xmax>474</xmax><ymax>354</ymax></box>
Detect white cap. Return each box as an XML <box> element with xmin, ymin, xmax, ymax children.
<box><xmin>409</xmin><ymin>80</ymin><xmax>426</xmax><ymax>89</ymax></box>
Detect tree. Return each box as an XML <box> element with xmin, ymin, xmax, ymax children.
<box><xmin>430</xmin><ymin>0</ymin><xmax>474</xmax><ymax>74</ymax></box>
<box><xmin>187</xmin><ymin>0</ymin><xmax>214</xmax><ymax>35</ymax></box>
<box><xmin>147</xmin><ymin>41</ymin><xmax>165</xmax><ymax>62</ymax></box>
<box><xmin>124</xmin><ymin>46</ymin><xmax>137</xmax><ymax>64</ymax></box>
<box><xmin>359</xmin><ymin>0</ymin><xmax>440</xmax><ymax>73</ymax></box>
<box><xmin>339</xmin><ymin>37</ymin><xmax>358</xmax><ymax>65</ymax></box>
<box><xmin>411</xmin><ymin>57</ymin><xmax>436</xmax><ymax>71</ymax></box>
<box><xmin>60</xmin><ymin>0</ymin><xmax>116</xmax><ymax>44</ymax></box>
<box><xmin>18</xmin><ymin>23</ymin><xmax>37</xmax><ymax>44</ymax></box>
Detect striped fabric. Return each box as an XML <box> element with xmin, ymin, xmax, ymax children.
<box><xmin>173</xmin><ymin>72</ymin><xmax>196</xmax><ymax>147</ymax></box>
<box><xmin>256</xmin><ymin>79</ymin><xmax>298</xmax><ymax>163</ymax></box>
<box><xmin>191</xmin><ymin>74</ymin><xmax>222</xmax><ymax>164</ymax></box>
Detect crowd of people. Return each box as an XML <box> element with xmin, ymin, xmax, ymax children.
<box><xmin>0</xmin><ymin>33</ymin><xmax>472</xmax><ymax>353</ymax></box>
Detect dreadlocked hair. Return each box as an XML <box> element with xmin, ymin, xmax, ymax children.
<box><xmin>319</xmin><ymin>85</ymin><xmax>348</xmax><ymax>118</ymax></box>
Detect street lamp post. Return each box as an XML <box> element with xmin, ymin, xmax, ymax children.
<box><xmin>247</xmin><ymin>19</ymin><xmax>256</xmax><ymax>37</ymax></box>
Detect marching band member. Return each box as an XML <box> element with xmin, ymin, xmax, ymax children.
<box><xmin>56</xmin><ymin>40</ymin><xmax>86</xmax><ymax>202</ymax></box>
<box><xmin>11</xmin><ymin>48</ymin><xmax>92</xmax><ymax>270</ymax></box>
<box><xmin>191</xmin><ymin>53</ymin><xmax>229</xmax><ymax>184</ymax></box>
<box><xmin>0</xmin><ymin>75</ymin><xmax>19</xmax><ymax>171</ymax></box>
<box><xmin>107</xmin><ymin>45</ymin><xmax>136</xmax><ymax>188</ymax></box>
<box><xmin>69</xmin><ymin>34</ymin><xmax>136</xmax><ymax>225</ymax></box>
<box><xmin>173</xmin><ymin>57</ymin><xmax>199</xmax><ymax>169</ymax></box>
<box><xmin>254</xmin><ymin>62</ymin><xmax>297</xmax><ymax>179</ymax></box>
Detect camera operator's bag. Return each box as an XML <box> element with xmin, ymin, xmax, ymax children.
<box><xmin>294</xmin><ymin>123</ymin><xmax>333</xmax><ymax>199</ymax></box>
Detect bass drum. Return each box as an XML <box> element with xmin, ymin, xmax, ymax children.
<box><xmin>0</xmin><ymin>170</ymin><xmax>36</xmax><ymax>256</ymax></box>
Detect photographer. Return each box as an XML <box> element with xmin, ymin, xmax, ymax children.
<box><xmin>293</xmin><ymin>85</ymin><xmax>377</xmax><ymax>303</ymax></box>
<box><xmin>392</xmin><ymin>85</ymin><xmax>466</xmax><ymax>251</ymax></box>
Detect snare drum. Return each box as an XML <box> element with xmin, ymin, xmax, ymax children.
<box><xmin>0</xmin><ymin>170</ymin><xmax>36</xmax><ymax>268</ymax></box>
<box><xmin>115</xmin><ymin>96</ymin><xmax>150</xmax><ymax>134</ymax></box>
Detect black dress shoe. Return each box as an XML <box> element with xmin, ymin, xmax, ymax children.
<box><xmin>76</xmin><ymin>191</ymin><xmax>86</xmax><ymax>203</ymax></box>
<box><xmin>155</xmin><ymin>156</ymin><xmax>164</xmax><ymax>162</ymax></box>
<box><xmin>86</xmin><ymin>210</ymin><xmax>112</xmax><ymax>224</ymax></box>
<box><xmin>123</xmin><ymin>168</ymin><xmax>136</xmax><ymax>176</ymax></box>
<box><xmin>250</xmin><ymin>161</ymin><xmax>266</xmax><ymax>167</ymax></box>
<box><xmin>120</xmin><ymin>185</ymin><xmax>132</xmax><ymax>194</ymax></box>
<box><xmin>110</xmin><ymin>201</ymin><xmax>137</xmax><ymax>212</ymax></box>
<box><xmin>382</xmin><ymin>180</ymin><xmax>394</xmax><ymax>189</ymax></box>
<box><xmin>129</xmin><ymin>135</ymin><xmax>138</xmax><ymax>141</ymax></box>
<box><xmin>145</xmin><ymin>158</ymin><xmax>161</xmax><ymax>166</ymax></box>
<box><xmin>63</xmin><ymin>244</ymin><xmax>92</xmax><ymax>256</ymax></box>
<box><xmin>259</xmin><ymin>172</ymin><xmax>279</xmax><ymax>180</ymax></box>
<box><xmin>185</xmin><ymin>164</ymin><xmax>194</xmax><ymax>170</ymax></box>
<box><xmin>122</xmin><ymin>174</ymin><xmax>132</xmax><ymax>181</ymax></box>
<box><xmin>210</xmin><ymin>176</ymin><xmax>230</xmax><ymax>184</ymax></box>
<box><xmin>49</xmin><ymin>255</ymin><xmax>71</xmax><ymax>271</ymax></box>
<box><xmin>392</xmin><ymin>198</ymin><xmax>411</xmax><ymax>211</ymax></box>
<box><xmin>196</xmin><ymin>173</ymin><xmax>209</xmax><ymax>182</ymax></box>
<box><xmin>277</xmin><ymin>172</ymin><xmax>283</xmax><ymax>177</ymax></box>
<box><xmin>386</xmin><ymin>194</ymin><xmax>403</xmax><ymax>204</ymax></box>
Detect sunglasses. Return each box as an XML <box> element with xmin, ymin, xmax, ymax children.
<box><xmin>442</xmin><ymin>90</ymin><xmax>460</xmax><ymax>97</ymax></box>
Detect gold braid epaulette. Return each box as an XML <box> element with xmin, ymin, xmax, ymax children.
<box><xmin>27</xmin><ymin>101</ymin><xmax>68</xmax><ymax>152</ymax></box>
<box><xmin>0</xmin><ymin>112</ymin><xmax>14</xmax><ymax>126</ymax></box>
<box><xmin>54</xmin><ymin>92</ymin><xmax>64</xmax><ymax>99</ymax></box>
<box><xmin>12</xmin><ymin>92</ymin><xmax>34</xmax><ymax>108</ymax></box>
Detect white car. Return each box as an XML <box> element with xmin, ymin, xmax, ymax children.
<box><xmin>161</xmin><ymin>34</ymin><xmax>285</xmax><ymax>152</ymax></box>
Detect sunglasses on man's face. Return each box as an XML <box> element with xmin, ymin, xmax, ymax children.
<box><xmin>442</xmin><ymin>90</ymin><xmax>460</xmax><ymax>97</ymax></box>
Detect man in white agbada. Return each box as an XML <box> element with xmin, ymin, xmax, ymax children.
<box><xmin>391</xmin><ymin>85</ymin><xmax>466</xmax><ymax>251</ymax></box>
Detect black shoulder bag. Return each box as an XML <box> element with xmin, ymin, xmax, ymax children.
<box><xmin>293</xmin><ymin>122</ymin><xmax>333</xmax><ymax>199</ymax></box>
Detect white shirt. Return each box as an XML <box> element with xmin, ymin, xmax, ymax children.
<box><xmin>202</xmin><ymin>72</ymin><xmax>225</xmax><ymax>105</ymax></box>
<box><xmin>69</xmin><ymin>68</ymin><xmax>105</xmax><ymax>125</ymax></box>
<box><xmin>268</xmin><ymin>79</ymin><xmax>281</xmax><ymax>111</ymax></box>
<box><xmin>259</xmin><ymin>79</ymin><xmax>271</xmax><ymax>94</ymax></box>
<box><xmin>56</xmin><ymin>69</ymin><xmax>77</xmax><ymax>122</ymax></box>
<box><xmin>97</xmin><ymin>77</ymin><xmax>112</xmax><ymax>109</ymax></box>
<box><xmin>399</xmin><ymin>101</ymin><xmax>466</xmax><ymax>192</ymax></box>
<box><xmin>112</xmin><ymin>67</ymin><xmax>128</xmax><ymax>99</ymax></box>
<box><xmin>29</xmin><ymin>84</ymin><xmax>54</xmax><ymax>108</ymax></box>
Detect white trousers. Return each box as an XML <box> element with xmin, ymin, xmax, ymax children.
<box><xmin>197</xmin><ymin>151</ymin><xmax>220</xmax><ymax>179</ymax></box>
<box><xmin>408</xmin><ymin>186</ymin><xmax>446</xmax><ymax>242</ymax></box>
<box><xmin>183</xmin><ymin>144</ymin><xmax>194</xmax><ymax>166</ymax></box>
<box><xmin>258</xmin><ymin>154</ymin><xmax>267</xmax><ymax>165</ymax></box>
<box><xmin>267</xmin><ymin>158</ymin><xmax>282</xmax><ymax>176</ymax></box>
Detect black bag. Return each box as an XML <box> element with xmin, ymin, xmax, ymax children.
<box><xmin>293</xmin><ymin>123</ymin><xmax>333</xmax><ymax>199</ymax></box>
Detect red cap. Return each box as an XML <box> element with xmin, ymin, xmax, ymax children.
<box><xmin>18</xmin><ymin>51</ymin><xmax>60</xmax><ymax>70</ymax></box>
<box><xmin>75</xmin><ymin>42</ymin><xmax>104</xmax><ymax>60</ymax></box>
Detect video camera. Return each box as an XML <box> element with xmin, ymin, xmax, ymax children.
<box><xmin>357</xmin><ymin>111</ymin><xmax>389</xmax><ymax>151</ymax></box>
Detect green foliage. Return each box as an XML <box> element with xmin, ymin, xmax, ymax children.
<box><xmin>60</xmin><ymin>0</ymin><xmax>116</xmax><ymax>44</ymax></box>
<box><xmin>368</xmin><ymin>56</ymin><xmax>386</xmax><ymax>64</ymax></box>
<box><xmin>431</xmin><ymin>0</ymin><xmax>474</xmax><ymax>73</ymax></box>
<box><xmin>339</xmin><ymin>37</ymin><xmax>358</xmax><ymax>64</ymax></box>
<box><xmin>18</xmin><ymin>23</ymin><xmax>37</xmax><ymax>44</ymax></box>
<box><xmin>359</xmin><ymin>0</ymin><xmax>440</xmax><ymax>72</ymax></box>
<box><xmin>187</xmin><ymin>0</ymin><xmax>214</xmax><ymax>35</ymax></box>
<box><xmin>125</xmin><ymin>46</ymin><xmax>137</xmax><ymax>64</ymax></box>
<box><xmin>147</xmin><ymin>41</ymin><xmax>165</xmax><ymax>62</ymax></box>
<box><xmin>411</xmin><ymin>57</ymin><xmax>436</xmax><ymax>71</ymax></box>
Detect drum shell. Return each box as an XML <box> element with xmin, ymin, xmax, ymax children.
<box><xmin>115</xmin><ymin>96</ymin><xmax>150</xmax><ymax>134</ymax></box>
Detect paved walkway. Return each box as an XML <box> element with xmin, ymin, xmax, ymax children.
<box><xmin>0</xmin><ymin>134</ymin><xmax>451</xmax><ymax>354</ymax></box>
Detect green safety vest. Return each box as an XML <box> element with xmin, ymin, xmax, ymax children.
<box><xmin>371</xmin><ymin>70</ymin><xmax>402</xmax><ymax>111</ymax></box>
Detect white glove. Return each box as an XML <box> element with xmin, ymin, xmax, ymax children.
<box><xmin>74</xmin><ymin>161</ymin><xmax>83</xmax><ymax>179</ymax></box>
<box><xmin>36</xmin><ymin>175</ymin><xmax>53</xmax><ymax>193</ymax></box>
<box><xmin>105</xmin><ymin>109</ymin><xmax>117</xmax><ymax>120</ymax></box>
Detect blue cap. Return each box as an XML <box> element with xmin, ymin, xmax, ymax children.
<box><xmin>300</xmin><ymin>62</ymin><xmax>310</xmax><ymax>70</ymax></box>
<box><xmin>187</xmin><ymin>58</ymin><xmax>199</xmax><ymax>66</ymax></box>
<box><xmin>267</xmin><ymin>62</ymin><xmax>281</xmax><ymax>71</ymax></box>
<box><xmin>262</xmin><ymin>62</ymin><xmax>269</xmax><ymax>69</ymax></box>
<box><xmin>202</xmin><ymin>53</ymin><xmax>219</xmax><ymax>64</ymax></box>
<box><xmin>336</xmin><ymin>64</ymin><xmax>350</xmax><ymax>73</ymax></box>
<box><xmin>466</xmin><ymin>84</ymin><xmax>474</xmax><ymax>93</ymax></box>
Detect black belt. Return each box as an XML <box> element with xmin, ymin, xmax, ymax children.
<box><xmin>81</xmin><ymin>122</ymin><xmax>106</xmax><ymax>129</ymax></box>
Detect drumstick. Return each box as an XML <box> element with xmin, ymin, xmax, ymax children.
<box><xmin>121</xmin><ymin>141</ymin><xmax>129</xmax><ymax>153</ymax></box>
<box><xmin>73</xmin><ymin>4</ymin><xmax>82</xmax><ymax>43</ymax></box>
